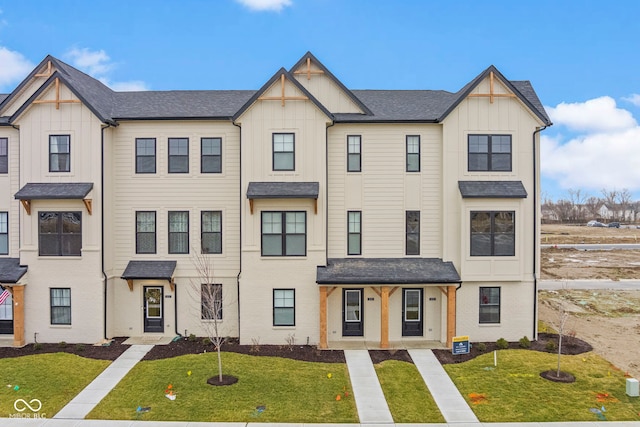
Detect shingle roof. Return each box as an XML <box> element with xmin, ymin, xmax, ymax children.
<box><xmin>316</xmin><ymin>258</ymin><xmax>461</xmax><ymax>285</ymax></box>
<box><xmin>0</xmin><ymin>258</ymin><xmax>28</xmax><ymax>283</ymax></box>
<box><xmin>0</xmin><ymin>94</ymin><xmax>7</xmax><ymax>104</ymax></box>
<box><xmin>14</xmin><ymin>183</ymin><xmax>93</xmax><ymax>200</ymax></box>
<box><xmin>247</xmin><ymin>182</ymin><xmax>319</xmax><ymax>199</ymax></box>
<box><xmin>121</xmin><ymin>260</ymin><xmax>177</xmax><ymax>280</ymax></box>
<box><xmin>458</xmin><ymin>181</ymin><xmax>528</xmax><ymax>198</ymax></box>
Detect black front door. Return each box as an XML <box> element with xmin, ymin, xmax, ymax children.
<box><xmin>402</xmin><ymin>288</ymin><xmax>423</xmax><ymax>336</ymax></box>
<box><xmin>342</xmin><ymin>288</ymin><xmax>364</xmax><ymax>336</ymax></box>
<box><xmin>144</xmin><ymin>286</ymin><xmax>164</xmax><ymax>333</ymax></box>
<box><xmin>0</xmin><ymin>292</ymin><xmax>13</xmax><ymax>335</ymax></box>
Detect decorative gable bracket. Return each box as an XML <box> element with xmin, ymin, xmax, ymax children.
<box><xmin>467</xmin><ymin>71</ymin><xmax>517</xmax><ymax>104</ymax></box>
<box><xmin>258</xmin><ymin>74</ymin><xmax>309</xmax><ymax>107</ymax></box>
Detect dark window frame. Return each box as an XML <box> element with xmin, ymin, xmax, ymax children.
<box><xmin>272</xmin><ymin>133</ymin><xmax>295</xmax><ymax>171</ymax></box>
<box><xmin>347</xmin><ymin>211</ymin><xmax>361</xmax><ymax>255</ymax></box>
<box><xmin>135</xmin><ymin>138</ymin><xmax>156</xmax><ymax>174</ymax></box>
<box><xmin>50</xmin><ymin>287</ymin><xmax>71</xmax><ymax>325</ymax></box>
<box><xmin>273</xmin><ymin>288</ymin><xmax>295</xmax><ymax>326</ymax></box>
<box><xmin>470</xmin><ymin>211</ymin><xmax>515</xmax><ymax>256</ymax></box>
<box><xmin>261</xmin><ymin>211</ymin><xmax>307</xmax><ymax>257</ymax></box>
<box><xmin>347</xmin><ymin>135</ymin><xmax>361</xmax><ymax>172</ymax></box>
<box><xmin>136</xmin><ymin>211</ymin><xmax>156</xmax><ymax>254</ymax></box>
<box><xmin>201</xmin><ymin>137</ymin><xmax>222</xmax><ymax>173</ymax></box>
<box><xmin>406</xmin><ymin>210</ymin><xmax>420</xmax><ymax>255</ymax></box>
<box><xmin>49</xmin><ymin>134</ymin><xmax>70</xmax><ymax>173</ymax></box>
<box><xmin>201</xmin><ymin>283</ymin><xmax>223</xmax><ymax>320</ymax></box>
<box><xmin>201</xmin><ymin>210</ymin><xmax>222</xmax><ymax>254</ymax></box>
<box><xmin>168</xmin><ymin>211</ymin><xmax>189</xmax><ymax>254</ymax></box>
<box><xmin>168</xmin><ymin>137</ymin><xmax>189</xmax><ymax>174</ymax></box>
<box><xmin>38</xmin><ymin>211</ymin><xmax>82</xmax><ymax>256</ymax></box>
<box><xmin>468</xmin><ymin>134</ymin><xmax>512</xmax><ymax>172</ymax></box>
<box><xmin>0</xmin><ymin>137</ymin><xmax>7</xmax><ymax>174</ymax></box>
<box><xmin>0</xmin><ymin>211</ymin><xmax>7</xmax><ymax>255</ymax></box>
<box><xmin>479</xmin><ymin>286</ymin><xmax>501</xmax><ymax>324</ymax></box>
<box><xmin>406</xmin><ymin>135</ymin><xmax>420</xmax><ymax>172</ymax></box>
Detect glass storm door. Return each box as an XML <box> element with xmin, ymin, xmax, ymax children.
<box><xmin>144</xmin><ymin>286</ymin><xmax>164</xmax><ymax>333</ymax></box>
<box><xmin>402</xmin><ymin>288</ymin><xmax>423</xmax><ymax>336</ymax></box>
<box><xmin>342</xmin><ymin>289</ymin><xmax>364</xmax><ymax>336</ymax></box>
<box><xmin>0</xmin><ymin>292</ymin><xmax>13</xmax><ymax>334</ymax></box>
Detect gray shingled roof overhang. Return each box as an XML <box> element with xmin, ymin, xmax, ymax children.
<box><xmin>121</xmin><ymin>261</ymin><xmax>177</xmax><ymax>280</ymax></box>
<box><xmin>14</xmin><ymin>183</ymin><xmax>93</xmax><ymax>200</ymax></box>
<box><xmin>247</xmin><ymin>182</ymin><xmax>319</xmax><ymax>199</ymax></box>
<box><xmin>458</xmin><ymin>181</ymin><xmax>528</xmax><ymax>198</ymax></box>
<box><xmin>0</xmin><ymin>258</ymin><xmax>28</xmax><ymax>283</ymax></box>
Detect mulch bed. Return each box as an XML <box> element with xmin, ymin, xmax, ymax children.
<box><xmin>0</xmin><ymin>337</ymin><xmax>130</xmax><ymax>360</ymax></box>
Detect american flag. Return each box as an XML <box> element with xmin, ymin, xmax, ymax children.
<box><xmin>0</xmin><ymin>287</ymin><xmax>10</xmax><ymax>305</ymax></box>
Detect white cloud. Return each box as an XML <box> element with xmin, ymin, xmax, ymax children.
<box><xmin>235</xmin><ymin>0</ymin><xmax>292</xmax><ymax>11</ymax></box>
<box><xmin>0</xmin><ymin>47</ymin><xmax>34</xmax><ymax>88</ymax></box>
<box><xmin>545</xmin><ymin>96</ymin><xmax>637</xmax><ymax>133</ymax></box>
<box><xmin>107</xmin><ymin>80</ymin><xmax>149</xmax><ymax>92</ymax></box>
<box><xmin>623</xmin><ymin>94</ymin><xmax>640</xmax><ymax>107</ymax></box>
<box><xmin>64</xmin><ymin>47</ymin><xmax>148</xmax><ymax>91</ymax></box>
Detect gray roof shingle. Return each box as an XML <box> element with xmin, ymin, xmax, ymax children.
<box><xmin>121</xmin><ymin>260</ymin><xmax>177</xmax><ymax>280</ymax></box>
<box><xmin>458</xmin><ymin>181</ymin><xmax>528</xmax><ymax>198</ymax></box>
<box><xmin>0</xmin><ymin>258</ymin><xmax>28</xmax><ymax>283</ymax></box>
<box><xmin>15</xmin><ymin>183</ymin><xmax>93</xmax><ymax>200</ymax></box>
<box><xmin>316</xmin><ymin>258</ymin><xmax>460</xmax><ymax>285</ymax></box>
<box><xmin>247</xmin><ymin>182</ymin><xmax>319</xmax><ymax>199</ymax></box>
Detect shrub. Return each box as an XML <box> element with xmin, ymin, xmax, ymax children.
<box><xmin>32</xmin><ymin>342</ymin><xmax>43</xmax><ymax>351</ymax></box>
<box><xmin>58</xmin><ymin>341</ymin><xmax>67</xmax><ymax>348</ymax></box>
<box><xmin>476</xmin><ymin>342</ymin><xmax>487</xmax><ymax>352</ymax></box>
<box><xmin>250</xmin><ymin>337</ymin><xmax>260</xmax><ymax>353</ymax></box>
<box><xmin>201</xmin><ymin>337</ymin><xmax>212</xmax><ymax>346</ymax></box>
<box><xmin>188</xmin><ymin>333</ymin><xmax>197</xmax><ymax>342</ymax></box>
<box><xmin>519</xmin><ymin>336</ymin><xmax>531</xmax><ymax>349</ymax></box>
<box><xmin>496</xmin><ymin>338</ymin><xmax>509</xmax><ymax>349</ymax></box>
<box><xmin>75</xmin><ymin>344</ymin><xmax>85</xmax><ymax>352</ymax></box>
<box><xmin>545</xmin><ymin>340</ymin><xmax>557</xmax><ymax>351</ymax></box>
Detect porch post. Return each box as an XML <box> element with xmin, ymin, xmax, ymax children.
<box><xmin>446</xmin><ymin>285</ymin><xmax>456</xmax><ymax>348</ymax></box>
<box><xmin>12</xmin><ymin>286</ymin><xmax>25</xmax><ymax>347</ymax></box>
<box><xmin>380</xmin><ymin>286</ymin><xmax>389</xmax><ymax>349</ymax></box>
<box><xmin>319</xmin><ymin>286</ymin><xmax>328</xmax><ymax>349</ymax></box>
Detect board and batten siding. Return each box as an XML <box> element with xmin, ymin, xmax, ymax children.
<box><xmin>0</xmin><ymin>128</ymin><xmax>21</xmax><ymax>257</ymax></box>
<box><xmin>292</xmin><ymin>62</ymin><xmax>363</xmax><ymax>114</ymax></box>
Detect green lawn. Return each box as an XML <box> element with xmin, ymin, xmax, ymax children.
<box><xmin>444</xmin><ymin>349</ymin><xmax>640</xmax><ymax>422</ymax></box>
<box><xmin>0</xmin><ymin>353</ymin><xmax>110</xmax><ymax>417</ymax></box>
<box><xmin>375</xmin><ymin>359</ymin><xmax>445</xmax><ymax>423</ymax></box>
<box><xmin>88</xmin><ymin>351</ymin><xmax>358</xmax><ymax>422</ymax></box>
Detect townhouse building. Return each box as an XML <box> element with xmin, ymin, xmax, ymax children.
<box><xmin>0</xmin><ymin>52</ymin><xmax>550</xmax><ymax>349</ymax></box>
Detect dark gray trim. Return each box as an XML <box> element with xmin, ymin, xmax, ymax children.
<box><xmin>15</xmin><ymin>182</ymin><xmax>93</xmax><ymax>200</ymax></box>
<box><xmin>458</xmin><ymin>181</ymin><xmax>527</xmax><ymax>198</ymax></box>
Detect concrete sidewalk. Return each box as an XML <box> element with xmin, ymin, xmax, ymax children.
<box><xmin>53</xmin><ymin>345</ymin><xmax>154</xmax><ymax>420</ymax></box>
<box><xmin>344</xmin><ymin>349</ymin><xmax>394</xmax><ymax>424</ymax></box>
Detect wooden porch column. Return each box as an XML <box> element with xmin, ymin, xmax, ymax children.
<box><xmin>319</xmin><ymin>286</ymin><xmax>328</xmax><ymax>349</ymax></box>
<box><xmin>12</xmin><ymin>286</ymin><xmax>25</xmax><ymax>347</ymax></box>
<box><xmin>380</xmin><ymin>286</ymin><xmax>390</xmax><ymax>349</ymax></box>
<box><xmin>446</xmin><ymin>285</ymin><xmax>457</xmax><ymax>348</ymax></box>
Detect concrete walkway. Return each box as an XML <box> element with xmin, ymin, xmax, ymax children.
<box><xmin>409</xmin><ymin>349</ymin><xmax>479</xmax><ymax>423</ymax></box>
<box><xmin>53</xmin><ymin>345</ymin><xmax>154</xmax><ymax>420</ymax></box>
<box><xmin>344</xmin><ymin>349</ymin><xmax>394</xmax><ymax>424</ymax></box>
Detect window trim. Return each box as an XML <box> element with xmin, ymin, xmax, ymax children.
<box><xmin>347</xmin><ymin>211</ymin><xmax>361</xmax><ymax>256</ymax></box>
<box><xmin>468</xmin><ymin>134</ymin><xmax>512</xmax><ymax>172</ymax></box>
<box><xmin>49</xmin><ymin>134</ymin><xmax>71</xmax><ymax>173</ymax></box>
<box><xmin>273</xmin><ymin>288</ymin><xmax>295</xmax><ymax>326</ymax></box>
<box><xmin>50</xmin><ymin>288</ymin><xmax>71</xmax><ymax>325</ymax></box>
<box><xmin>201</xmin><ymin>283</ymin><xmax>223</xmax><ymax>320</ymax></box>
<box><xmin>0</xmin><ymin>212</ymin><xmax>7</xmax><ymax>255</ymax></box>
<box><xmin>0</xmin><ymin>137</ymin><xmax>7</xmax><ymax>174</ymax></box>
<box><xmin>136</xmin><ymin>211</ymin><xmax>157</xmax><ymax>254</ymax></box>
<box><xmin>347</xmin><ymin>135</ymin><xmax>361</xmax><ymax>172</ymax></box>
<box><xmin>201</xmin><ymin>137</ymin><xmax>222</xmax><ymax>173</ymax></box>
<box><xmin>406</xmin><ymin>210</ymin><xmax>420</xmax><ymax>255</ymax></box>
<box><xmin>406</xmin><ymin>135</ymin><xmax>420</xmax><ymax>172</ymax></box>
<box><xmin>135</xmin><ymin>138</ymin><xmax>156</xmax><ymax>174</ymax></box>
<box><xmin>168</xmin><ymin>211</ymin><xmax>189</xmax><ymax>254</ymax></box>
<box><xmin>201</xmin><ymin>210</ymin><xmax>222</xmax><ymax>254</ymax></box>
<box><xmin>272</xmin><ymin>133</ymin><xmax>295</xmax><ymax>171</ymax></box>
<box><xmin>479</xmin><ymin>286</ymin><xmax>501</xmax><ymax>324</ymax></box>
<box><xmin>261</xmin><ymin>211</ymin><xmax>307</xmax><ymax>257</ymax></box>
<box><xmin>38</xmin><ymin>211</ymin><xmax>82</xmax><ymax>257</ymax></box>
<box><xmin>470</xmin><ymin>211</ymin><xmax>515</xmax><ymax>257</ymax></box>
<box><xmin>168</xmin><ymin>137</ymin><xmax>189</xmax><ymax>174</ymax></box>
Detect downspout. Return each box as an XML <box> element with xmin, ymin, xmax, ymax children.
<box><xmin>325</xmin><ymin>121</ymin><xmax>335</xmax><ymax>266</ymax></box>
<box><xmin>532</xmin><ymin>125</ymin><xmax>548</xmax><ymax>340</ymax></box>
<box><xmin>233</xmin><ymin>120</ymin><xmax>242</xmax><ymax>339</ymax></box>
<box><xmin>101</xmin><ymin>123</ymin><xmax>112</xmax><ymax>340</ymax></box>
<box><xmin>174</xmin><ymin>283</ymin><xmax>179</xmax><ymax>336</ymax></box>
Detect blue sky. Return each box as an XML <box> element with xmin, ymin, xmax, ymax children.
<box><xmin>1</xmin><ymin>0</ymin><xmax>639</xmax><ymax>201</ymax></box>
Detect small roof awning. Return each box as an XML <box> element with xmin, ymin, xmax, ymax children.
<box><xmin>0</xmin><ymin>258</ymin><xmax>28</xmax><ymax>284</ymax></box>
<box><xmin>14</xmin><ymin>183</ymin><xmax>94</xmax><ymax>215</ymax></box>
<box><xmin>316</xmin><ymin>258</ymin><xmax>461</xmax><ymax>285</ymax></box>
<box><xmin>458</xmin><ymin>181</ymin><xmax>527</xmax><ymax>198</ymax></box>
<box><xmin>121</xmin><ymin>260</ymin><xmax>177</xmax><ymax>291</ymax></box>
<box><xmin>246</xmin><ymin>182</ymin><xmax>320</xmax><ymax>214</ymax></box>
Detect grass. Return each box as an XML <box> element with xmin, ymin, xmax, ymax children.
<box><xmin>88</xmin><ymin>351</ymin><xmax>358</xmax><ymax>422</ymax></box>
<box><xmin>0</xmin><ymin>353</ymin><xmax>109</xmax><ymax>417</ymax></box>
<box><xmin>444</xmin><ymin>349</ymin><xmax>640</xmax><ymax>422</ymax></box>
<box><xmin>375</xmin><ymin>359</ymin><xmax>445</xmax><ymax>423</ymax></box>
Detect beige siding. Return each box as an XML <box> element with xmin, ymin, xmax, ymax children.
<box><xmin>0</xmin><ymin>128</ymin><xmax>21</xmax><ymax>257</ymax></box>
<box><xmin>292</xmin><ymin>62</ymin><xmax>363</xmax><ymax>114</ymax></box>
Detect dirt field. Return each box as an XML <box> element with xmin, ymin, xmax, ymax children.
<box><xmin>542</xmin><ymin>223</ymin><xmax>640</xmax><ymax>245</ymax></box>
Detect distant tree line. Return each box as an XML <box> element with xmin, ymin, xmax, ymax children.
<box><xmin>542</xmin><ymin>188</ymin><xmax>639</xmax><ymax>224</ymax></box>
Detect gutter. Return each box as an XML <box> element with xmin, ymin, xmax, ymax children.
<box><xmin>532</xmin><ymin>125</ymin><xmax>548</xmax><ymax>340</ymax></box>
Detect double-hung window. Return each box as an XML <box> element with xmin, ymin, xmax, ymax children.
<box><xmin>0</xmin><ymin>138</ymin><xmax>7</xmax><ymax>174</ymax></box>
<box><xmin>406</xmin><ymin>135</ymin><xmax>420</xmax><ymax>172</ymax></box>
<box><xmin>347</xmin><ymin>211</ymin><xmax>361</xmax><ymax>255</ymax></box>
<box><xmin>136</xmin><ymin>211</ymin><xmax>156</xmax><ymax>254</ymax></box>
<box><xmin>50</xmin><ymin>288</ymin><xmax>71</xmax><ymax>325</ymax></box>
<box><xmin>347</xmin><ymin>135</ymin><xmax>361</xmax><ymax>172</ymax></box>
<box><xmin>0</xmin><ymin>212</ymin><xmax>7</xmax><ymax>255</ymax></box>
<box><xmin>470</xmin><ymin>211</ymin><xmax>515</xmax><ymax>256</ymax></box>
<box><xmin>168</xmin><ymin>138</ymin><xmax>189</xmax><ymax>173</ymax></box>
<box><xmin>39</xmin><ymin>212</ymin><xmax>81</xmax><ymax>256</ymax></box>
<box><xmin>479</xmin><ymin>287</ymin><xmax>500</xmax><ymax>323</ymax></box>
<box><xmin>273</xmin><ymin>133</ymin><xmax>294</xmax><ymax>171</ymax></box>
<box><xmin>468</xmin><ymin>134</ymin><xmax>512</xmax><ymax>171</ymax></box>
<box><xmin>406</xmin><ymin>211</ymin><xmax>420</xmax><ymax>255</ymax></box>
<box><xmin>136</xmin><ymin>138</ymin><xmax>156</xmax><ymax>173</ymax></box>
<box><xmin>201</xmin><ymin>211</ymin><xmax>222</xmax><ymax>254</ymax></box>
<box><xmin>201</xmin><ymin>138</ymin><xmax>222</xmax><ymax>173</ymax></box>
<box><xmin>49</xmin><ymin>135</ymin><xmax>70</xmax><ymax>172</ymax></box>
<box><xmin>168</xmin><ymin>211</ymin><xmax>189</xmax><ymax>254</ymax></box>
<box><xmin>201</xmin><ymin>283</ymin><xmax>223</xmax><ymax>320</ymax></box>
<box><xmin>273</xmin><ymin>289</ymin><xmax>295</xmax><ymax>326</ymax></box>
<box><xmin>261</xmin><ymin>211</ymin><xmax>306</xmax><ymax>256</ymax></box>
